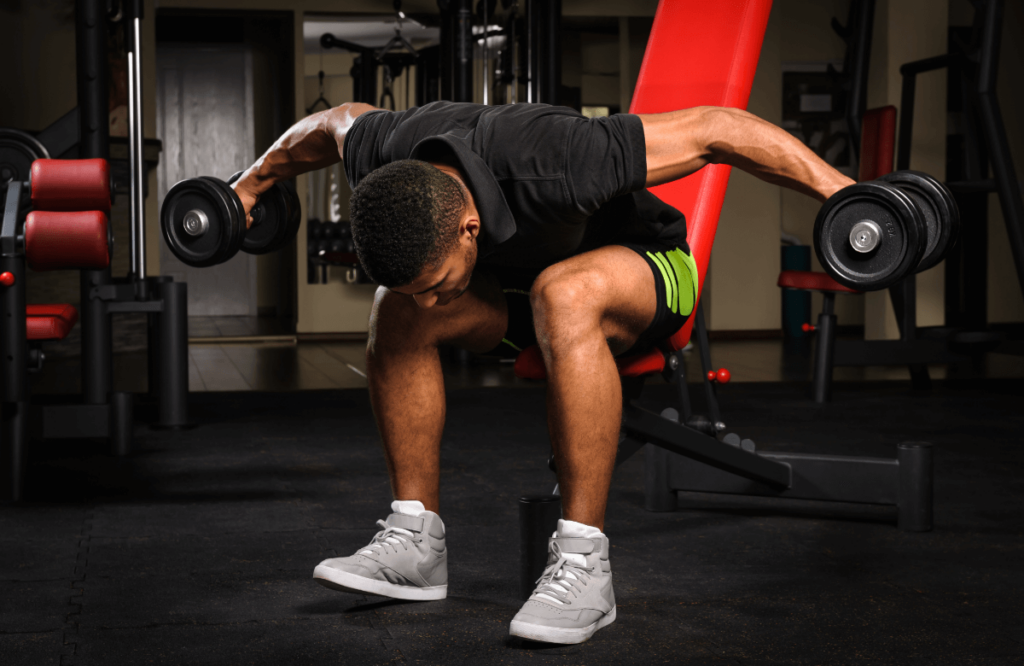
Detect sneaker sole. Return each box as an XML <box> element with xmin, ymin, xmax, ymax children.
<box><xmin>313</xmin><ymin>565</ymin><xmax>447</xmax><ymax>601</ymax></box>
<box><xmin>509</xmin><ymin>605</ymin><xmax>616</xmax><ymax>644</ymax></box>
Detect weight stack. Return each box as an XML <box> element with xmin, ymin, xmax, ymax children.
<box><xmin>518</xmin><ymin>495</ymin><xmax>561</xmax><ymax>600</ymax></box>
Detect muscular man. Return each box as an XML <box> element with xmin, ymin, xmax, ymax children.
<box><xmin>233</xmin><ymin>100</ymin><xmax>852</xmax><ymax>644</ymax></box>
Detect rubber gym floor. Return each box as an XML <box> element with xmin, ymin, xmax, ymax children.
<box><xmin>2</xmin><ymin>367</ymin><xmax>1022</xmax><ymax>666</ymax></box>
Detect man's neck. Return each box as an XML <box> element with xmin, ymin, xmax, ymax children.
<box><xmin>429</xmin><ymin>162</ymin><xmax>480</xmax><ymax>221</ymax></box>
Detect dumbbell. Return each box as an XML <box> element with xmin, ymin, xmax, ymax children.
<box><xmin>813</xmin><ymin>170</ymin><xmax>959</xmax><ymax>291</ymax></box>
<box><xmin>160</xmin><ymin>172</ymin><xmax>301</xmax><ymax>267</ymax></box>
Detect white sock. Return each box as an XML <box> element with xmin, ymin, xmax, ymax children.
<box><xmin>555</xmin><ymin>518</ymin><xmax>604</xmax><ymax>539</ymax></box>
<box><xmin>391</xmin><ymin>500</ymin><xmax>426</xmax><ymax>516</ymax></box>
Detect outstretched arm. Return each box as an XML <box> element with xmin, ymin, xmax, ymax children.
<box><xmin>233</xmin><ymin>102</ymin><xmax>377</xmax><ymax>224</ymax></box>
<box><xmin>639</xmin><ymin>106</ymin><xmax>855</xmax><ymax>202</ymax></box>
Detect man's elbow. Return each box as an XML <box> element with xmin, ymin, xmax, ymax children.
<box><xmin>696</xmin><ymin>106</ymin><xmax>749</xmax><ymax>165</ymax></box>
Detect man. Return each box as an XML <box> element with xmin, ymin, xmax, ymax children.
<box><xmin>232</xmin><ymin>100</ymin><xmax>853</xmax><ymax>644</ymax></box>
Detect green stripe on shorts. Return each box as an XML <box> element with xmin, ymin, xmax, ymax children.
<box><xmin>647</xmin><ymin>248</ymin><xmax>699</xmax><ymax>317</ymax></box>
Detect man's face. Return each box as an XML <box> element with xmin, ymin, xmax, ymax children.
<box><xmin>392</xmin><ymin>235</ymin><xmax>478</xmax><ymax>309</ymax></box>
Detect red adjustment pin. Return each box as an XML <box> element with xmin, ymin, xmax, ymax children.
<box><xmin>706</xmin><ymin>368</ymin><xmax>731</xmax><ymax>384</ymax></box>
<box><xmin>0</xmin><ymin>272</ymin><xmax>14</xmax><ymax>287</ymax></box>
<box><xmin>801</xmin><ymin>322</ymin><xmax>816</xmax><ymax>332</ymax></box>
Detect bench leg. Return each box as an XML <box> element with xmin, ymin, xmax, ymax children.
<box><xmin>898</xmin><ymin>442</ymin><xmax>933</xmax><ymax>532</ymax></box>
<box><xmin>812</xmin><ymin>293</ymin><xmax>837</xmax><ymax>404</ymax></box>
<box><xmin>110</xmin><ymin>391</ymin><xmax>134</xmax><ymax>457</ymax></box>
<box><xmin>1</xmin><ymin>401</ymin><xmax>29</xmax><ymax>501</ymax></box>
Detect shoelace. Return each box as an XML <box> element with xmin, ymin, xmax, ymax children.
<box><xmin>359</xmin><ymin>520</ymin><xmax>415</xmax><ymax>556</ymax></box>
<box><xmin>531</xmin><ymin>542</ymin><xmax>593</xmax><ymax>606</ymax></box>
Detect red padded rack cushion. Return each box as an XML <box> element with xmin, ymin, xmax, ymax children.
<box><xmin>513</xmin><ymin>344</ymin><xmax>666</xmax><ymax>381</ymax></box>
<box><xmin>858</xmin><ymin>106</ymin><xmax>897</xmax><ymax>182</ymax></box>
<box><xmin>777</xmin><ymin>270</ymin><xmax>861</xmax><ymax>294</ymax></box>
<box><xmin>31</xmin><ymin>158</ymin><xmax>111</xmax><ymax>215</ymax></box>
<box><xmin>630</xmin><ymin>0</ymin><xmax>773</xmax><ymax>352</ymax></box>
<box><xmin>26</xmin><ymin>304</ymin><xmax>79</xmax><ymax>341</ymax></box>
<box><xmin>25</xmin><ymin>210</ymin><xmax>110</xmax><ymax>271</ymax></box>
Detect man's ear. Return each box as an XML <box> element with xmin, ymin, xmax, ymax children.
<box><xmin>460</xmin><ymin>214</ymin><xmax>480</xmax><ymax>241</ymax></box>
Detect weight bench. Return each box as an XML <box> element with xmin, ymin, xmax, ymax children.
<box><xmin>1</xmin><ymin>159</ymin><xmax>134</xmax><ymax>501</ymax></box>
<box><xmin>515</xmin><ymin>0</ymin><xmax>933</xmax><ymax>597</ymax></box>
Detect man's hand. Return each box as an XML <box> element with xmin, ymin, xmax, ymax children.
<box><xmin>231</xmin><ymin>174</ymin><xmax>261</xmax><ymax>230</ymax></box>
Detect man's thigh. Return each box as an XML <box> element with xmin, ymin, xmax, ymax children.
<box><xmin>532</xmin><ymin>242</ymin><xmax>696</xmax><ymax>356</ymax></box>
<box><xmin>369</xmin><ymin>271</ymin><xmax>508</xmax><ymax>354</ymax></box>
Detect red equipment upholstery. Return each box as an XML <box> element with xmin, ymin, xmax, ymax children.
<box><xmin>631</xmin><ymin>0</ymin><xmax>772</xmax><ymax>353</ymax></box>
<box><xmin>26</xmin><ymin>304</ymin><xmax>79</xmax><ymax>341</ymax></box>
<box><xmin>514</xmin><ymin>344</ymin><xmax>666</xmax><ymax>381</ymax></box>
<box><xmin>513</xmin><ymin>0</ymin><xmax>772</xmax><ymax>381</ymax></box>
<box><xmin>24</xmin><ymin>210</ymin><xmax>110</xmax><ymax>271</ymax></box>
<box><xmin>777</xmin><ymin>270</ymin><xmax>861</xmax><ymax>293</ymax></box>
<box><xmin>30</xmin><ymin>158</ymin><xmax>111</xmax><ymax>215</ymax></box>
<box><xmin>858</xmin><ymin>106</ymin><xmax>897</xmax><ymax>182</ymax></box>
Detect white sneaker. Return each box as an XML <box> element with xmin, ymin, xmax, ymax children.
<box><xmin>313</xmin><ymin>504</ymin><xmax>447</xmax><ymax>601</ymax></box>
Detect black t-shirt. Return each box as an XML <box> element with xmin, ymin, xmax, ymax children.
<box><xmin>344</xmin><ymin>101</ymin><xmax>688</xmax><ymax>270</ymax></box>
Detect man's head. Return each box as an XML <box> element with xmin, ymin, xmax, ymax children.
<box><xmin>350</xmin><ymin>159</ymin><xmax>479</xmax><ymax>306</ymax></box>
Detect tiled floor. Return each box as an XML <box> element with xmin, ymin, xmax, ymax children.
<box><xmin>30</xmin><ymin>334</ymin><xmax>1024</xmax><ymax>395</ymax></box>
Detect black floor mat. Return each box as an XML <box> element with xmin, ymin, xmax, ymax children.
<box><xmin>2</xmin><ymin>379</ymin><xmax>1022</xmax><ymax>665</ymax></box>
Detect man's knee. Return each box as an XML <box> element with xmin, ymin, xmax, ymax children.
<box><xmin>530</xmin><ymin>267</ymin><xmax>607</xmax><ymax>343</ymax></box>
<box><xmin>369</xmin><ymin>287</ymin><xmax>431</xmax><ymax>352</ymax></box>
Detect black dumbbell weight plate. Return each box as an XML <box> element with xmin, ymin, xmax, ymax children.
<box><xmin>0</xmin><ymin>128</ymin><xmax>49</xmax><ymax>189</ymax></box>
<box><xmin>227</xmin><ymin>172</ymin><xmax>300</xmax><ymax>255</ymax></box>
<box><xmin>813</xmin><ymin>182</ymin><xmax>926</xmax><ymax>291</ymax></box>
<box><xmin>201</xmin><ymin>177</ymin><xmax>247</xmax><ymax>265</ymax></box>
<box><xmin>879</xmin><ymin>170</ymin><xmax>958</xmax><ymax>273</ymax></box>
<box><xmin>161</xmin><ymin>177</ymin><xmax>243</xmax><ymax>267</ymax></box>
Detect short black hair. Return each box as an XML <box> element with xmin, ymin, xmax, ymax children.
<box><xmin>349</xmin><ymin>160</ymin><xmax>466</xmax><ymax>288</ymax></box>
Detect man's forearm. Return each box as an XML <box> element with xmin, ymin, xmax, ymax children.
<box><xmin>238</xmin><ymin>102</ymin><xmax>377</xmax><ymax>196</ymax></box>
<box><xmin>641</xmin><ymin>106</ymin><xmax>855</xmax><ymax>202</ymax></box>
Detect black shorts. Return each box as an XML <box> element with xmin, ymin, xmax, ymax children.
<box><xmin>482</xmin><ymin>242</ymin><xmax>700</xmax><ymax>359</ymax></box>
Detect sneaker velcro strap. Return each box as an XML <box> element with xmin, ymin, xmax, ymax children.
<box><xmin>552</xmin><ymin>538</ymin><xmax>596</xmax><ymax>554</ymax></box>
<box><xmin>386</xmin><ymin>514</ymin><xmax>424</xmax><ymax>532</ymax></box>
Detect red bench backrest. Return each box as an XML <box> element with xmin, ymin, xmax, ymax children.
<box><xmin>858</xmin><ymin>105</ymin><xmax>897</xmax><ymax>182</ymax></box>
<box><xmin>630</xmin><ymin>0</ymin><xmax>773</xmax><ymax>351</ymax></box>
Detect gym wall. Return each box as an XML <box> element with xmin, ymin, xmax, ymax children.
<box><xmin>2</xmin><ymin>0</ymin><xmax>1021</xmax><ymax>338</ymax></box>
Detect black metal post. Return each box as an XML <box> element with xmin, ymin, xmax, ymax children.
<box><xmin>109</xmin><ymin>391</ymin><xmax>134</xmax><ymax>456</ymax></box>
<box><xmin>540</xmin><ymin>0</ymin><xmax>561</xmax><ymax>105</ymax></box>
<box><xmin>897</xmin><ymin>441</ymin><xmax>933</xmax><ymax>532</ymax></box>
<box><xmin>813</xmin><ymin>293</ymin><xmax>837</xmax><ymax>403</ymax></box>
<box><xmin>518</xmin><ymin>495</ymin><xmax>561</xmax><ymax>599</ymax></box>
<box><xmin>76</xmin><ymin>0</ymin><xmax>112</xmax><ymax>406</ymax></box>
<box><xmin>453</xmin><ymin>0</ymin><xmax>473</xmax><ymax>102</ymax></box>
<box><xmin>692</xmin><ymin>302</ymin><xmax>722</xmax><ymax>426</ymax></box>
<box><xmin>975</xmin><ymin>0</ymin><xmax>1024</xmax><ymax>299</ymax></box>
<box><xmin>156</xmin><ymin>280</ymin><xmax>189</xmax><ymax>428</ymax></box>
<box><xmin>1</xmin><ymin>184</ymin><xmax>28</xmax><ymax>501</ymax></box>
<box><xmin>845</xmin><ymin>0</ymin><xmax>875</xmax><ymax>160</ymax></box>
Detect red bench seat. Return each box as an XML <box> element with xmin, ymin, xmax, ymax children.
<box><xmin>513</xmin><ymin>344</ymin><xmax>667</xmax><ymax>381</ymax></box>
<box><xmin>777</xmin><ymin>270</ymin><xmax>861</xmax><ymax>294</ymax></box>
<box><xmin>26</xmin><ymin>304</ymin><xmax>79</xmax><ymax>341</ymax></box>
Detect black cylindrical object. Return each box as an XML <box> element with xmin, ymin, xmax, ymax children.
<box><xmin>110</xmin><ymin>391</ymin><xmax>134</xmax><ymax>456</ymax></box>
<box><xmin>75</xmin><ymin>0</ymin><xmax>110</xmax><ymax>160</ymax></box>
<box><xmin>76</xmin><ymin>0</ymin><xmax>113</xmax><ymax>406</ymax></box>
<box><xmin>80</xmin><ymin>268</ymin><xmax>112</xmax><ymax>405</ymax></box>
<box><xmin>897</xmin><ymin>441</ymin><xmax>933</xmax><ymax>532</ymax></box>
<box><xmin>1</xmin><ymin>401</ymin><xmax>28</xmax><ymax>501</ymax></box>
<box><xmin>518</xmin><ymin>495</ymin><xmax>561</xmax><ymax>600</ymax></box>
<box><xmin>540</xmin><ymin>0</ymin><xmax>561</xmax><ymax>105</ymax></box>
<box><xmin>145</xmin><ymin>276</ymin><xmax>173</xmax><ymax>401</ymax></box>
<box><xmin>812</xmin><ymin>296</ymin><xmax>837</xmax><ymax>404</ymax></box>
<box><xmin>453</xmin><ymin>0</ymin><xmax>473</xmax><ymax>102</ymax></box>
<box><xmin>1</xmin><ymin>256</ymin><xmax>27</xmax><ymax>403</ymax></box>
<box><xmin>156</xmin><ymin>280</ymin><xmax>189</xmax><ymax>428</ymax></box>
